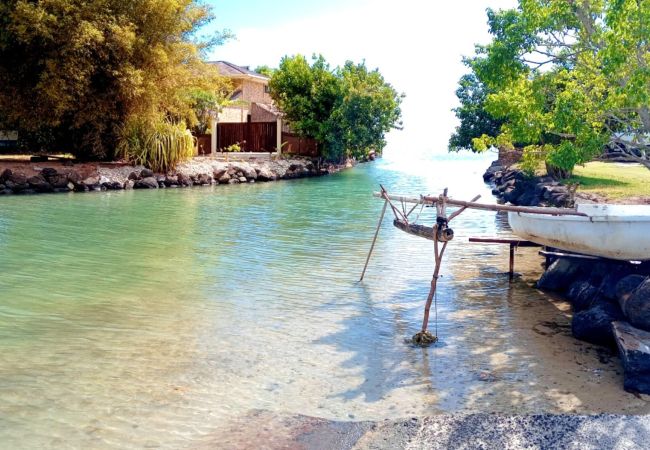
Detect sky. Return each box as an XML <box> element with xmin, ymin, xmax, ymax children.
<box><xmin>205</xmin><ymin>0</ymin><xmax>518</xmax><ymax>155</ymax></box>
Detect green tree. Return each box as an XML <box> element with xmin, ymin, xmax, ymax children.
<box><xmin>449</xmin><ymin>73</ymin><xmax>503</xmax><ymax>151</ymax></box>
<box><xmin>269</xmin><ymin>55</ymin><xmax>402</xmax><ymax>160</ymax></box>
<box><xmin>0</xmin><ymin>0</ymin><xmax>230</xmax><ymax>160</ymax></box>
<box><xmin>457</xmin><ymin>0</ymin><xmax>650</xmax><ymax>175</ymax></box>
<box><xmin>254</xmin><ymin>65</ymin><xmax>275</xmax><ymax>77</ymax></box>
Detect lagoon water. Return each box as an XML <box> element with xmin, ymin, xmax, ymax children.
<box><xmin>1</xmin><ymin>152</ymin><xmax>647</xmax><ymax>448</ymax></box>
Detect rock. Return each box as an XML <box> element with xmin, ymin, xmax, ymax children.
<box><xmin>256</xmin><ymin>167</ymin><xmax>276</xmax><ymax>182</ymax></box>
<box><xmin>27</xmin><ymin>175</ymin><xmax>53</xmax><ymax>193</ymax></box>
<box><xmin>572</xmin><ymin>302</ymin><xmax>625</xmax><ymax>347</ymax></box>
<box><xmin>9</xmin><ymin>172</ymin><xmax>27</xmax><ymax>185</ymax></box>
<box><xmin>74</xmin><ymin>183</ymin><xmax>89</xmax><ymax>192</ymax></box>
<box><xmin>156</xmin><ymin>175</ymin><xmax>166</xmax><ymax>188</ymax></box>
<box><xmin>66</xmin><ymin>171</ymin><xmax>81</xmax><ymax>184</ymax></box>
<box><xmin>134</xmin><ymin>177</ymin><xmax>158</xmax><ymax>189</ymax></box>
<box><xmin>82</xmin><ymin>176</ymin><xmax>100</xmax><ymax>187</ymax></box>
<box><xmin>67</xmin><ymin>182</ymin><xmax>75</xmax><ymax>191</ymax></box>
<box><xmin>566</xmin><ymin>281</ymin><xmax>598</xmax><ymax>312</ymax></box>
<box><xmin>213</xmin><ymin>168</ymin><xmax>227</xmax><ymax>180</ymax></box>
<box><xmin>612</xmin><ymin>321</ymin><xmax>650</xmax><ymax>394</ymax></box>
<box><xmin>124</xmin><ymin>180</ymin><xmax>135</xmax><ymax>190</ymax></box>
<box><xmin>98</xmin><ymin>175</ymin><xmax>110</xmax><ymax>185</ymax></box>
<box><xmin>177</xmin><ymin>173</ymin><xmax>192</xmax><ymax>186</ymax></box>
<box><xmin>0</xmin><ymin>168</ymin><xmax>12</xmax><ymax>182</ymax></box>
<box><xmin>228</xmin><ymin>178</ymin><xmax>239</xmax><ymax>184</ymax></box>
<box><xmin>218</xmin><ymin>173</ymin><xmax>231</xmax><ymax>183</ymax></box>
<box><xmin>128</xmin><ymin>171</ymin><xmax>140</xmax><ymax>181</ymax></box>
<box><xmin>619</xmin><ymin>278</ymin><xmax>650</xmax><ymax>332</ymax></box>
<box><xmin>102</xmin><ymin>181</ymin><xmax>123</xmax><ymax>190</ymax></box>
<box><xmin>238</xmin><ymin>176</ymin><xmax>247</xmax><ymax>183</ymax></box>
<box><xmin>40</xmin><ymin>167</ymin><xmax>58</xmax><ymax>180</ymax></box>
<box><xmin>140</xmin><ymin>168</ymin><xmax>154</xmax><ymax>178</ymax></box>
<box><xmin>197</xmin><ymin>173</ymin><xmax>212</xmax><ymax>185</ymax></box>
<box><xmin>49</xmin><ymin>174</ymin><xmax>70</xmax><ymax>189</ymax></box>
<box><xmin>616</xmin><ymin>275</ymin><xmax>646</xmax><ymax>305</ymax></box>
<box><xmin>164</xmin><ymin>175</ymin><xmax>179</xmax><ymax>187</ymax></box>
<box><xmin>537</xmin><ymin>258</ymin><xmax>584</xmax><ymax>292</ymax></box>
<box><xmin>242</xmin><ymin>166</ymin><xmax>257</xmax><ymax>179</ymax></box>
<box><xmin>600</xmin><ymin>266</ymin><xmax>630</xmax><ymax>301</ymax></box>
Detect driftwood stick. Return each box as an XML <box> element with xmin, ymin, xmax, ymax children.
<box><xmin>373</xmin><ymin>192</ymin><xmax>587</xmax><ymax>217</ymax></box>
<box><xmin>359</xmin><ymin>199</ymin><xmax>388</xmax><ymax>281</ymax></box>
<box><xmin>422</xmin><ymin>236</ymin><xmax>448</xmax><ymax>332</ymax></box>
<box><xmin>448</xmin><ymin>194</ymin><xmax>481</xmax><ymax>221</ymax></box>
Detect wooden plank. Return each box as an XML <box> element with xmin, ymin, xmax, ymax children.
<box><xmin>469</xmin><ymin>237</ymin><xmax>542</xmax><ymax>247</ymax></box>
<box><xmin>393</xmin><ymin>219</ymin><xmax>436</xmax><ymax>241</ymax></box>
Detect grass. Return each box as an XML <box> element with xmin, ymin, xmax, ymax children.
<box><xmin>568</xmin><ymin>161</ymin><xmax>650</xmax><ymax>200</ymax></box>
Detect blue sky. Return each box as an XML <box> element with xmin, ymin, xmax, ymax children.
<box><xmin>205</xmin><ymin>0</ymin><xmax>518</xmax><ymax>154</ymax></box>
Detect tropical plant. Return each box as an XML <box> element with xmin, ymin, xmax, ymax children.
<box><xmin>117</xmin><ymin>118</ymin><xmax>195</xmax><ymax>173</ymax></box>
<box><xmin>0</xmin><ymin>0</ymin><xmax>231</xmax><ymax>160</ymax></box>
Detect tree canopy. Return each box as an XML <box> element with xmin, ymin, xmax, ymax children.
<box><xmin>269</xmin><ymin>55</ymin><xmax>402</xmax><ymax>160</ymax></box>
<box><xmin>453</xmin><ymin>0</ymin><xmax>650</xmax><ymax>174</ymax></box>
<box><xmin>0</xmin><ymin>0</ymin><xmax>230</xmax><ymax>159</ymax></box>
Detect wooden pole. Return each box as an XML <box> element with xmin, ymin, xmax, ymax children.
<box><xmin>421</xmin><ymin>235</ymin><xmax>448</xmax><ymax>332</ymax></box>
<box><xmin>509</xmin><ymin>243</ymin><xmax>515</xmax><ymax>282</ymax></box>
<box><xmin>359</xmin><ymin>199</ymin><xmax>388</xmax><ymax>281</ymax></box>
<box><xmin>373</xmin><ymin>192</ymin><xmax>587</xmax><ymax>217</ymax></box>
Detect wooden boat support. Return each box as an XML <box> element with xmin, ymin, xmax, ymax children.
<box><xmin>360</xmin><ymin>186</ymin><xmax>590</xmax><ymax>347</ymax></box>
<box><xmin>468</xmin><ymin>238</ymin><xmax>542</xmax><ymax>281</ymax></box>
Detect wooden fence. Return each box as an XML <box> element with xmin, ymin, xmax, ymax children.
<box><xmin>218</xmin><ymin>122</ymin><xmax>277</xmax><ymax>152</ymax></box>
<box><xmin>194</xmin><ymin>124</ymin><xmax>319</xmax><ymax>156</ymax></box>
<box><xmin>281</xmin><ymin>132</ymin><xmax>319</xmax><ymax>157</ymax></box>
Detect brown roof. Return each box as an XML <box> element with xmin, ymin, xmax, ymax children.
<box><xmin>209</xmin><ymin>61</ymin><xmax>269</xmax><ymax>81</ymax></box>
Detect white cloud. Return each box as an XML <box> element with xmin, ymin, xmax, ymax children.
<box><xmin>212</xmin><ymin>0</ymin><xmax>517</xmax><ymax>155</ymax></box>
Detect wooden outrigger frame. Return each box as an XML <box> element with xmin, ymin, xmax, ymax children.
<box><xmin>360</xmin><ymin>186</ymin><xmax>587</xmax><ymax>346</ymax></box>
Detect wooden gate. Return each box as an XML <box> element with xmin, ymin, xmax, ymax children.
<box><xmin>281</xmin><ymin>132</ymin><xmax>319</xmax><ymax>157</ymax></box>
<box><xmin>217</xmin><ymin>122</ymin><xmax>277</xmax><ymax>152</ymax></box>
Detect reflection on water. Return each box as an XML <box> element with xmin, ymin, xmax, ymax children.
<box><xmin>0</xmin><ymin>153</ymin><xmax>647</xmax><ymax>448</ymax></box>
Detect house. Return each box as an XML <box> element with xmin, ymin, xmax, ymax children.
<box><xmin>210</xmin><ymin>61</ymin><xmax>281</xmax><ymax>123</ymax></box>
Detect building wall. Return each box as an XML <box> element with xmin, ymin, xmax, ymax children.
<box><xmin>219</xmin><ymin>106</ymin><xmax>249</xmax><ymax>123</ymax></box>
<box><xmin>250</xmin><ymin>103</ymin><xmax>277</xmax><ymax>122</ymax></box>
<box><xmin>242</xmin><ymin>80</ymin><xmax>272</xmax><ymax>104</ymax></box>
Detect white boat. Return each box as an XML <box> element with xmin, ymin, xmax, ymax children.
<box><xmin>508</xmin><ymin>204</ymin><xmax>650</xmax><ymax>261</ymax></box>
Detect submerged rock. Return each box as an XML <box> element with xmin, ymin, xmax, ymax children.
<box><xmin>612</xmin><ymin>321</ymin><xmax>650</xmax><ymax>394</ymax></box>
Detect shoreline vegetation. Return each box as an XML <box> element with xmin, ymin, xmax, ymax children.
<box><xmin>0</xmin><ymin>156</ymin><xmax>357</xmax><ymax>196</ymax></box>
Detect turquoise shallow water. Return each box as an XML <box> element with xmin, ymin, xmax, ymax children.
<box><xmin>0</xmin><ymin>153</ymin><xmax>645</xmax><ymax>448</ymax></box>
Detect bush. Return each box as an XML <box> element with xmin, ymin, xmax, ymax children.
<box><xmin>117</xmin><ymin>118</ymin><xmax>195</xmax><ymax>173</ymax></box>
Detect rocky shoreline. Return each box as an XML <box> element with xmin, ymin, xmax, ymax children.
<box><xmin>483</xmin><ymin>158</ymin><xmax>650</xmax><ymax>395</ymax></box>
<box><xmin>0</xmin><ymin>156</ymin><xmax>353</xmax><ymax>195</ymax></box>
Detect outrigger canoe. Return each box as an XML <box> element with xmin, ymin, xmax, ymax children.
<box><xmin>508</xmin><ymin>204</ymin><xmax>650</xmax><ymax>261</ymax></box>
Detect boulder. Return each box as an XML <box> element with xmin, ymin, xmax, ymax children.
<box><xmin>40</xmin><ymin>167</ymin><xmax>58</xmax><ymax>180</ymax></box>
<box><xmin>218</xmin><ymin>173</ymin><xmax>231</xmax><ymax>183</ymax></box>
<box><xmin>177</xmin><ymin>173</ymin><xmax>192</xmax><ymax>186</ymax></box>
<box><xmin>256</xmin><ymin>167</ymin><xmax>276</xmax><ymax>182</ymax></box>
<box><xmin>197</xmin><ymin>173</ymin><xmax>212</xmax><ymax>185</ymax></box>
<box><xmin>66</xmin><ymin>171</ymin><xmax>81</xmax><ymax>184</ymax></box>
<box><xmin>612</xmin><ymin>321</ymin><xmax>650</xmax><ymax>394</ymax></box>
<box><xmin>82</xmin><ymin>176</ymin><xmax>100</xmax><ymax>187</ymax></box>
<box><xmin>572</xmin><ymin>302</ymin><xmax>625</xmax><ymax>347</ymax></box>
<box><xmin>156</xmin><ymin>175</ymin><xmax>166</xmax><ymax>188</ymax></box>
<box><xmin>134</xmin><ymin>177</ymin><xmax>158</xmax><ymax>189</ymax></box>
<box><xmin>537</xmin><ymin>258</ymin><xmax>584</xmax><ymax>292</ymax></box>
<box><xmin>213</xmin><ymin>168</ymin><xmax>228</xmax><ymax>180</ymax></box>
<box><xmin>566</xmin><ymin>281</ymin><xmax>598</xmax><ymax>312</ymax></box>
<box><xmin>616</xmin><ymin>275</ymin><xmax>646</xmax><ymax>305</ymax></box>
<box><xmin>242</xmin><ymin>166</ymin><xmax>257</xmax><ymax>179</ymax></box>
<box><xmin>128</xmin><ymin>171</ymin><xmax>140</xmax><ymax>181</ymax></box>
<box><xmin>238</xmin><ymin>176</ymin><xmax>247</xmax><ymax>183</ymax></box>
<box><xmin>140</xmin><ymin>168</ymin><xmax>154</xmax><ymax>178</ymax></box>
<box><xmin>124</xmin><ymin>180</ymin><xmax>135</xmax><ymax>190</ymax></box>
<box><xmin>619</xmin><ymin>278</ymin><xmax>650</xmax><ymax>332</ymax></box>
<box><xmin>227</xmin><ymin>178</ymin><xmax>239</xmax><ymax>184</ymax></box>
<box><xmin>27</xmin><ymin>175</ymin><xmax>53</xmax><ymax>193</ymax></box>
<box><xmin>102</xmin><ymin>181</ymin><xmax>123</xmax><ymax>190</ymax></box>
<box><xmin>164</xmin><ymin>176</ymin><xmax>179</xmax><ymax>187</ymax></box>
<box><xmin>0</xmin><ymin>168</ymin><xmax>12</xmax><ymax>182</ymax></box>
<box><xmin>48</xmin><ymin>174</ymin><xmax>71</xmax><ymax>189</ymax></box>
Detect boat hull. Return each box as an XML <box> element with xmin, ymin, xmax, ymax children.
<box><xmin>508</xmin><ymin>204</ymin><xmax>650</xmax><ymax>261</ymax></box>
